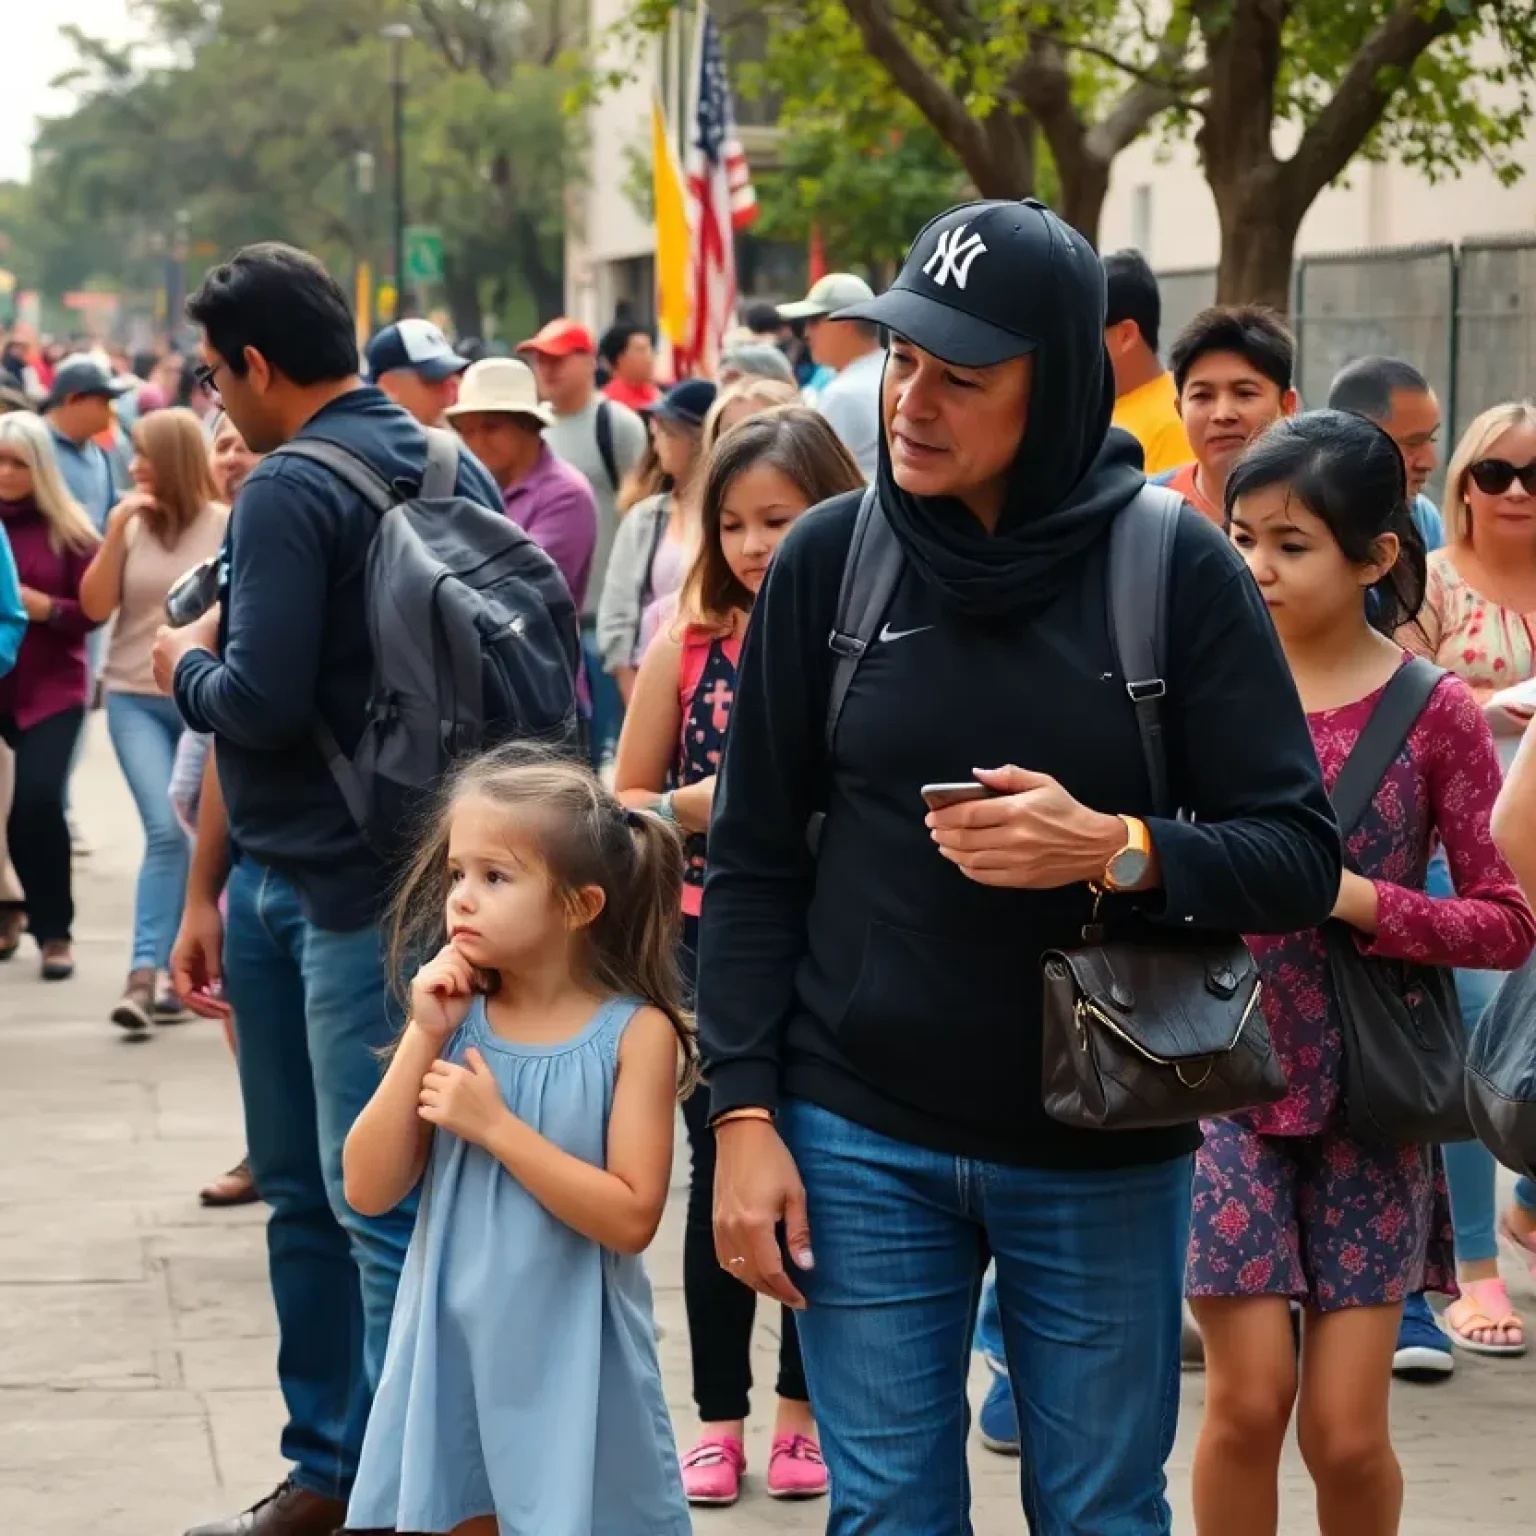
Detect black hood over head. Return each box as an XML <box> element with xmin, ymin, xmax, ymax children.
<box><xmin>838</xmin><ymin>199</ymin><xmax>1145</xmax><ymax>618</ymax></box>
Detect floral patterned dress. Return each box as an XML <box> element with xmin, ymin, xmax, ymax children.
<box><xmin>676</xmin><ymin>623</ymin><xmax>742</xmax><ymax>919</ymax></box>
<box><xmin>1186</xmin><ymin>660</ymin><xmax>1535</xmax><ymax>1311</ymax></box>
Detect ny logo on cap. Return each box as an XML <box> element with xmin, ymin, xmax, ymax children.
<box><xmin>922</xmin><ymin>223</ymin><xmax>988</xmax><ymax>290</ymax></box>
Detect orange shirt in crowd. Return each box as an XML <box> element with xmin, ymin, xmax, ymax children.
<box><xmin>1163</xmin><ymin>462</ymin><xmax>1222</xmax><ymax>526</ymax></box>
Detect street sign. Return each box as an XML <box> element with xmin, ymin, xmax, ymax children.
<box><xmin>404</xmin><ymin>225</ymin><xmax>444</xmax><ymax>286</ymax></box>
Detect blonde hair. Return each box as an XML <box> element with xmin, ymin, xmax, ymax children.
<box><xmin>1443</xmin><ymin>400</ymin><xmax>1536</xmax><ymax>545</ymax></box>
<box><xmin>701</xmin><ymin>377</ymin><xmax>801</xmax><ymax>454</ymax></box>
<box><xmin>133</xmin><ymin>407</ymin><xmax>219</xmax><ymax>548</ymax></box>
<box><xmin>0</xmin><ymin>411</ymin><xmax>100</xmax><ymax>555</ymax></box>
<box><xmin>387</xmin><ymin>742</ymin><xmax>698</xmax><ymax>1094</ymax></box>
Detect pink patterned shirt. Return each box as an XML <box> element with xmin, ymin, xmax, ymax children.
<box><xmin>1242</xmin><ymin>658</ymin><xmax>1535</xmax><ymax>1136</ymax></box>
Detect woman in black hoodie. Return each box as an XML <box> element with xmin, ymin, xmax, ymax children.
<box><xmin>695</xmin><ymin>200</ymin><xmax>1341</xmax><ymax>1533</ymax></box>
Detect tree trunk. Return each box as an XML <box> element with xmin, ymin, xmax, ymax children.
<box><xmin>1212</xmin><ymin>177</ymin><xmax>1301</xmax><ymax>315</ymax></box>
<box><xmin>511</xmin><ymin>215</ymin><xmax>567</xmax><ymax>323</ymax></box>
<box><xmin>443</xmin><ymin>258</ymin><xmax>483</xmax><ymax>340</ymax></box>
<box><xmin>1054</xmin><ymin>155</ymin><xmax>1109</xmax><ymax>249</ymax></box>
<box><xmin>967</xmin><ymin>113</ymin><xmax>1037</xmax><ymax>200</ymax></box>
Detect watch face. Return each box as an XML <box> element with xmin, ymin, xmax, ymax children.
<box><xmin>1108</xmin><ymin>847</ymin><xmax>1150</xmax><ymax>888</ymax></box>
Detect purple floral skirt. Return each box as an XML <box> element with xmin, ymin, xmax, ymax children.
<box><xmin>1187</xmin><ymin>1116</ymin><xmax>1457</xmax><ymax>1312</ymax></box>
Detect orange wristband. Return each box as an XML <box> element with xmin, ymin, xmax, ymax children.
<box><xmin>710</xmin><ymin>1106</ymin><xmax>775</xmax><ymax>1130</ymax></box>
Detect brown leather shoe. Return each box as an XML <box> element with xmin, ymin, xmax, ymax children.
<box><xmin>183</xmin><ymin>1479</ymin><xmax>347</xmax><ymax>1536</ymax></box>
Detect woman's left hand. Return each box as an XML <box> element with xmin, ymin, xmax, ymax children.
<box><xmin>926</xmin><ymin>764</ymin><xmax>1126</xmax><ymax>890</ymax></box>
<box><xmin>418</xmin><ymin>1048</ymin><xmax>509</xmax><ymax>1147</ymax></box>
<box><xmin>18</xmin><ymin>586</ymin><xmax>52</xmax><ymax>623</ymax></box>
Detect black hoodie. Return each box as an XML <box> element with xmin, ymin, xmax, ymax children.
<box><xmin>695</xmin><ymin>256</ymin><xmax>1340</xmax><ymax>1169</ymax></box>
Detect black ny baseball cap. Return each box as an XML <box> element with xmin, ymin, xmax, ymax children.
<box><xmin>834</xmin><ymin>199</ymin><xmax>1103</xmax><ymax>369</ymax></box>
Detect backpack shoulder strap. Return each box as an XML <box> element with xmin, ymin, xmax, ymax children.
<box><xmin>595</xmin><ymin>398</ymin><xmax>621</xmax><ymax>493</ymax></box>
<box><xmin>1329</xmin><ymin>657</ymin><xmax>1447</xmax><ymax>836</ymax></box>
<box><xmin>421</xmin><ymin>427</ymin><xmax>460</xmax><ymax>499</ymax></box>
<box><xmin>1107</xmin><ymin>483</ymin><xmax>1181</xmax><ymax>818</ymax></box>
<box><xmin>270</xmin><ymin>437</ymin><xmax>396</xmax><ymax>514</ymax></box>
<box><xmin>824</xmin><ymin>486</ymin><xmax>902</xmax><ymax>756</ymax></box>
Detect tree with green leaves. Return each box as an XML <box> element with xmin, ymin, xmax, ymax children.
<box><xmin>14</xmin><ymin>1</ymin><xmax>584</xmax><ymax>337</ymax></box>
<box><xmin>618</xmin><ymin>0</ymin><xmax>1536</xmax><ymax>313</ymax></box>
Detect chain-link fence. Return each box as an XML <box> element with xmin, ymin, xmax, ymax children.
<box><xmin>1155</xmin><ymin>237</ymin><xmax>1536</xmax><ymax>468</ymax></box>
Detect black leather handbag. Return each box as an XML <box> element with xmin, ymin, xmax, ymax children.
<box><xmin>1322</xmin><ymin>657</ymin><xmax>1474</xmax><ymax>1146</ymax></box>
<box><xmin>1040</xmin><ymin>491</ymin><xmax>1287</xmax><ymax>1133</ymax></box>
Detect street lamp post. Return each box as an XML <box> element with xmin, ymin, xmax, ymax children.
<box><xmin>382</xmin><ymin>23</ymin><xmax>412</xmax><ymax>321</ymax></box>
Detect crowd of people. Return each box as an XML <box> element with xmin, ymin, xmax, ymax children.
<box><xmin>2</xmin><ymin>196</ymin><xmax>1535</xmax><ymax>1536</ymax></box>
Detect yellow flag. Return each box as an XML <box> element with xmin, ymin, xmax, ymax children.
<box><xmin>652</xmin><ymin>95</ymin><xmax>691</xmax><ymax>349</ymax></box>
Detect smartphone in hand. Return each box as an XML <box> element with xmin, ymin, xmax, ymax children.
<box><xmin>920</xmin><ymin>782</ymin><xmax>995</xmax><ymax>812</ymax></box>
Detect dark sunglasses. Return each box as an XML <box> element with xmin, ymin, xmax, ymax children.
<box><xmin>1468</xmin><ymin>458</ymin><xmax>1536</xmax><ymax>496</ymax></box>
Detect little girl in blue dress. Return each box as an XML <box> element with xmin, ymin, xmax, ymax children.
<box><xmin>342</xmin><ymin>744</ymin><xmax>696</xmax><ymax>1535</ymax></box>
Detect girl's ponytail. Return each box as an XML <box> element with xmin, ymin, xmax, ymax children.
<box><xmin>611</xmin><ymin>810</ymin><xmax>700</xmax><ymax>1095</ymax></box>
<box><xmin>1371</xmin><ymin>492</ymin><xmax>1427</xmax><ymax>639</ymax></box>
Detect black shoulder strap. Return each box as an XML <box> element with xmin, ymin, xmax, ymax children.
<box><xmin>595</xmin><ymin>397</ymin><xmax>620</xmax><ymax>493</ymax></box>
<box><xmin>1107</xmin><ymin>483</ymin><xmax>1182</xmax><ymax>818</ymax></box>
<box><xmin>1329</xmin><ymin>657</ymin><xmax>1446</xmax><ymax>836</ymax></box>
<box><xmin>823</xmin><ymin>486</ymin><xmax>901</xmax><ymax>755</ymax></box>
<box><xmin>271</xmin><ymin>437</ymin><xmax>396</xmax><ymax>514</ymax></box>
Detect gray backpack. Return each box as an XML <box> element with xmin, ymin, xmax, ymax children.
<box><xmin>272</xmin><ymin>427</ymin><xmax>582</xmax><ymax>855</ymax></box>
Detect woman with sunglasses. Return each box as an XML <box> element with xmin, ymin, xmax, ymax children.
<box><xmin>1404</xmin><ymin>399</ymin><xmax>1536</xmax><ymax>1357</ymax></box>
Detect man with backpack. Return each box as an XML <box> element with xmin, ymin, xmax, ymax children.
<box><xmin>517</xmin><ymin>317</ymin><xmax>646</xmax><ymax>767</ymax></box>
<box><xmin>154</xmin><ymin>242</ymin><xmax>578</xmax><ymax>1536</ymax></box>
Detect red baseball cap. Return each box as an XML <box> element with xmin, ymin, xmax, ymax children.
<box><xmin>517</xmin><ymin>318</ymin><xmax>596</xmax><ymax>358</ymax></box>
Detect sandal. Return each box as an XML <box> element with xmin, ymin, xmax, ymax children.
<box><xmin>1443</xmin><ymin>1278</ymin><xmax>1527</xmax><ymax>1356</ymax></box>
<box><xmin>1498</xmin><ymin>1210</ymin><xmax>1536</xmax><ymax>1285</ymax></box>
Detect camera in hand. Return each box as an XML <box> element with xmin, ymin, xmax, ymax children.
<box><xmin>164</xmin><ymin>556</ymin><xmax>221</xmax><ymax>628</ymax></box>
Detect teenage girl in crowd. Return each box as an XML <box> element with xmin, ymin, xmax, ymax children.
<box><xmin>1404</xmin><ymin>399</ymin><xmax>1536</xmax><ymax>1354</ymax></box>
<box><xmin>81</xmin><ymin>406</ymin><xmax>227</xmax><ymax>1033</ymax></box>
<box><xmin>341</xmin><ymin>746</ymin><xmax>694</xmax><ymax>1536</ymax></box>
<box><xmin>614</xmin><ymin>407</ymin><xmax>863</xmax><ymax>1505</ymax></box>
<box><xmin>0</xmin><ymin>412</ymin><xmax>100</xmax><ymax>980</ymax></box>
<box><xmin>1189</xmin><ymin>410</ymin><xmax>1535</xmax><ymax>1536</ymax></box>
<box><xmin>597</xmin><ymin>379</ymin><xmax>717</xmax><ymax>705</ymax></box>
<box><xmin>636</xmin><ymin>377</ymin><xmax>802</xmax><ymax>652</ymax></box>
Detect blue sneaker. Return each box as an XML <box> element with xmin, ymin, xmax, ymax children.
<box><xmin>977</xmin><ymin>1367</ymin><xmax>1020</xmax><ymax>1455</ymax></box>
<box><xmin>1393</xmin><ymin>1293</ymin><xmax>1454</xmax><ymax>1380</ymax></box>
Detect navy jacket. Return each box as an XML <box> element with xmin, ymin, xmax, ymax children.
<box><xmin>175</xmin><ymin>387</ymin><xmax>501</xmax><ymax>930</ymax></box>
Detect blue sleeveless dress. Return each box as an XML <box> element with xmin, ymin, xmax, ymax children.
<box><xmin>346</xmin><ymin>995</ymin><xmax>690</xmax><ymax>1535</ymax></box>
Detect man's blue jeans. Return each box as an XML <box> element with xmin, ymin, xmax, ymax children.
<box><xmin>779</xmin><ymin>1099</ymin><xmax>1192</xmax><ymax>1535</ymax></box>
<box><xmin>582</xmin><ymin>627</ymin><xmax>622</xmax><ymax>773</ymax></box>
<box><xmin>223</xmin><ymin>858</ymin><xmax>417</xmax><ymax>1501</ymax></box>
<box><xmin>105</xmin><ymin>691</ymin><xmax>189</xmax><ymax>970</ymax></box>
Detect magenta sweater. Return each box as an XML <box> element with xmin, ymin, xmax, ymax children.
<box><xmin>0</xmin><ymin>499</ymin><xmax>99</xmax><ymax>729</ymax></box>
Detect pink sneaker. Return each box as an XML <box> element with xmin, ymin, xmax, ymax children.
<box><xmin>680</xmin><ymin>1435</ymin><xmax>746</xmax><ymax>1505</ymax></box>
<box><xmin>767</xmin><ymin>1433</ymin><xmax>829</xmax><ymax>1500</ymax></box>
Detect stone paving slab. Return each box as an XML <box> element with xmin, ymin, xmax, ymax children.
<box><xmin>2</xmin><ymin>719</ymin><xmax>1532</xmax><ymax>1534</ymax></box>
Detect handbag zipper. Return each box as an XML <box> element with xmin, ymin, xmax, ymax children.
<box><xmin>1073</xmin><ymin>982</ymin><xmax>1263</xmax><ymax>1067</ymax></box>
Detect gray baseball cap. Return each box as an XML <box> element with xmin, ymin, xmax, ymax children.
<box><xmin>42</xmin><ymin>354</ymin><xmax>134</xmax><ymax>411</ymax></box>
<box><xmin>778</xmin><ymin>272</ymin><xmax>876</xmax><ymax>322</ymax></box>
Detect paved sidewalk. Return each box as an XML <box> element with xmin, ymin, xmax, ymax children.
<box><xmin>2</xmin><ymin>722</ymin><xmax>1533</xmax><ymax>1534</ymax></box>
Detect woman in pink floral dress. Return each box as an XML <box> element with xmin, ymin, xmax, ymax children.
<box><xmin>1187</xmin><ymin>411</ymin><xmax>1535</xmax><ymax>1536</ymax></box>
<box><xmin>1405</xmin><ymin>399</ymin><xmax>1536</xmax><ymax>1355</ymax></box>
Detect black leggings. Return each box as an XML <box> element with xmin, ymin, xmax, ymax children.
<box><xmin>0</xmin><ymin>708</ymin><xmax>82</xmax><ymax>945</ymax></box>
<box><xmin>681</xmin><ymin>918</ymin><xmax>808</xmax><ymax>1422</ymax></box>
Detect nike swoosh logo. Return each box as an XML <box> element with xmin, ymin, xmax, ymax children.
<box><xmin>879</xmin><ymin>623</ymin><xmax>934</xmax><ymax>643</ymax></box>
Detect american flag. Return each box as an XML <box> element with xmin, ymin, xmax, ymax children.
<box><xmin>683</xmin><ymin>7</ymin><xmax>758</xmax><ymax>379</ymax></box>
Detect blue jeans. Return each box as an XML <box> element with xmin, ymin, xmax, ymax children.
<box><xmin>223</xmin><ymin>858</ymin><xmax>417</xmax><ymax>1501</ymax></box>
<box><xmin>106</xmin><ymin>691</ymin><xmax>189</xmax><ymax>970</ymax></box>
<box><xmin>582</xmin><ymin>628</ymin><xmax>622</xmax><ymax>772</ymax></box>
<box><xmin>1428</xmin><ymin>855</ymin><xmax>1505</xmax><ymax>1265</ymax></box>
<box><xmin>779</xmin><ymin>1099</ymin><xmax>1192</xmax><ymax>1535</ymax></box>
